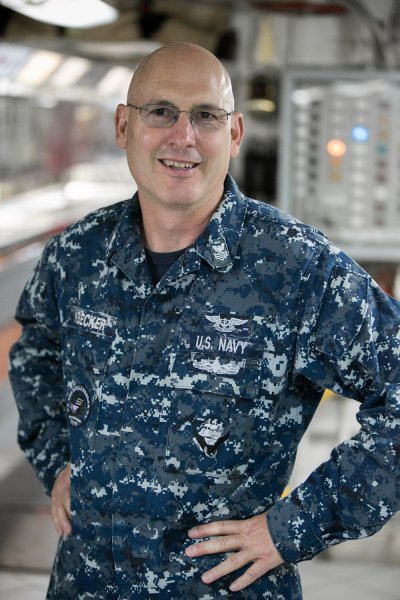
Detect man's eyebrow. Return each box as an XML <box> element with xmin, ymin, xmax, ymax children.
<box><xmin>144</xmin><ymin>98</ymin><xmax>177</xmax><ymax>106</ymax></box>
<box><xmin>192</xmin><ymin>103</ymin><xmax>222</xmax><ymax>110</ymax></box>
<box><xmin>143</xmin><ymin>98</ymin><xmax>221</xmax><ymax>110</ymax></box>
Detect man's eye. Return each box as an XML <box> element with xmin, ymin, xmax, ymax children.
<box><xmin>151</xmin><ymin>106</ymin><xmax>172</xmax><ymax>117</ymax></box>
<box><xmin>198</xmin><ymin>111</ymin><xmax>217</xmax><ymax>120</ymax></box>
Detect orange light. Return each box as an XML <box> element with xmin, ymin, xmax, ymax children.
<box><xmin>327</xmin><ymin>138</ymin><xmax>347</xmax><ymax>158</ymax></box>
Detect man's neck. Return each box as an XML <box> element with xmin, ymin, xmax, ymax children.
<box><xmin>139</xmin><ymin>202</ymin><xmax>217</xmax><ymax>253</ymax></box>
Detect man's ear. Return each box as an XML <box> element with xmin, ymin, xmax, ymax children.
<box><xmin>115</xmin><ymin>104</ymin><xmax>129</xmax><ymax>149</ymax></box>
<box><xmin>230</xmin><ymin>112</ymin><xmax>245</xmax><ymax>158</ymax></box>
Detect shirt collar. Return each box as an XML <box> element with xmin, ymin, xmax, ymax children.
<box><xmin>106</xmin><ymin>195</ymin><xmax>147</xmax><ymax>284</ymax></box>
<box><xmin>106</xmin><ymin>173</ymin><xmax>247</xmax><ymax>280</ymax></box>
<box><xmin>195</xmin><ymin>173</ymin><xmax>247</xmax><ymax>273</ymax></box>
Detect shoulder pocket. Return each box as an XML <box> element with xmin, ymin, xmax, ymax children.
<box><xmin>312</xmin><ymin>267</ymin><xmax>368</xmax><ymax>358</ymax></box>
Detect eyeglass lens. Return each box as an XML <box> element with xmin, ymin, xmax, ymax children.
<box><xmin>133</xmin><ymin>103</ymin><xmax>230</xmax><ymax>131</ymax></box>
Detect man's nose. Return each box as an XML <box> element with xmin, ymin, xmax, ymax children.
<box><xmin>170</xmin><ymin>111</ymin><xmax>196</xmax><ymax>141</ymax></box>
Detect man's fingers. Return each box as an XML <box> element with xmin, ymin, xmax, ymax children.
<box><xmin>229</xmin><ymin>560</ymin><xmax>271</xmax><ymax>592</ymax></box>
<box><xmin>51</xmin><ymin>464</ymin><xmax>72</xmax><ymax>537</ymax></box>
<box><xmin>185</xmin><ymin>514</ymin><xmax>284</xmax><ymax>591</ymax></box>
<box><xmin>51</xmin><ymin>502</ymin><xmax>72</xmax><ymax>537</ymax></box>
<box><xmin>199</xmin><ymin>550</ymin><xmax>253</xmax><ymax>585</ymax></box>
<box><xmin>185</xmin><ymin>534</ymin><xmax>242</xmax><ymax>558</ymax></box>
<box><xmin>51</xmin><ymin>490</ymin><xmax>71</xmax><ymax>537</ymax></box>
<box><xmin>188</xmin><ymin>519</ymin><xmax>243</xmax><ymax>539</ymax></box>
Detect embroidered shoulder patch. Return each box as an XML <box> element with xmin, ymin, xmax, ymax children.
<box><xmin>67</xmin><ymin>385</ymin><xmax>91</xmax><ymax>427</ymax></box>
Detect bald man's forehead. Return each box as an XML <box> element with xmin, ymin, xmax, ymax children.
<box><xmin>128</xmin><ymin>45</ymin><xmax>234</xmax><ymax>109</ymax></box>
<box><xmin>138</xmin><ymin>43</ymin><xmax>220</xmax><ymax>69</ymax></box>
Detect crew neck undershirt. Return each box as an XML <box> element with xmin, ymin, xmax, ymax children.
<box><xmin>145</xmin><ymin>247</ymin><xmax>187</xmax><ymax>285</ymax></box>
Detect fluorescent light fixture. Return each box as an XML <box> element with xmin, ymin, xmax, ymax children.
<box><xmin>97</xmin><ymin>65</ymin><xmax>132</xmax><ymax>98</ymax></box>
<box><xmin>292</xmin><ymin>87</ymin><xmax>325</xmax><ymax>106</ymax></box>
<box><xmin>246</xmin><ymin>98</ymin><xmax>276</xmax><ymax>114</ymax></box>
<box><xmin>16</xmin><ymin>49</ymin><xmax>63</xmax><ymax>86</ymax></box>
<box><xmin>50</xmin><ymin>56</ymin><xmax>91</xmax><ymax>87</ymax></box>
<box><xmin>0</xmin><ymin>0</ymin><xmax>119</xmax><ymax>28</ymax></box>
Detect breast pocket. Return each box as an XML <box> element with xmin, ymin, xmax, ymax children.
<box><xmin>62</xmin><ymin>305</ymin><xmax>116</xmax><ymax>423</ymax></box>
<box><xmin>63</xmin><ymin>330</ymin><xmax>112</xmax><ymax>377</ymax></box>
<box><xmin>165</xmin><ymin>333</ymin><xmax>264</xmax><ymax>481</ymax></box>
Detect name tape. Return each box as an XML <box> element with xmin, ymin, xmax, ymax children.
<box><xmin>67</xmin><ymin>305</ymin><xmax>116</xmax><ymax>337</ymax></box>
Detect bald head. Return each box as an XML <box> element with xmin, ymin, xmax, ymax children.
<box><xmin>127</xmin><ymin>43</ymin><xmax>235</xmax><ymax>112</ymax></box>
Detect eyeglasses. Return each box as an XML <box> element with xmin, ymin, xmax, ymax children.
<box><xmin>127</xmin><ymin>102</ymin><xmax>232</xmax><ymax>132</ymax></box>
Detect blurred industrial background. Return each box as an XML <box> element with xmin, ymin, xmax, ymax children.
<box><xmin>0</xmin><ymin>1</ymin><xmax>399</xmax><ymax>598</ymax></box>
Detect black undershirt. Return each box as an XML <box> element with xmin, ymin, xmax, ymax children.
<box><xmin>145</xmin><ymin>247</ymin><xmax>187</xmax><ymax>285</ymax></box>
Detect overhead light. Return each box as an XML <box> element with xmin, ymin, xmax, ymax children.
<box><xmin>50</xmin><ymin>56</ymin><xmax>91</xmax><ymax>87</ymax></box>
<box><xmin>247</xmin><ymin>73</ymin><xmax>279</xmax><ymax>118</ymax></box>
<box><xmin>97</xmin><ymin>66</ymin><xmax>132</xmax><ymax>98</ymax></box>
<box><xmin>246</xmin><ymin>99</ymin><xmax>276</xmax><ymax>114</ymax></box>
<box><xmin>0</xmin><ymin>0</ymin><xmax>119</xmax><ymax>29</ymax></box>
<box><xmin>16</xmin><ymin>49</ymin><xmax>63</xmax><ymax>86</ymax></box>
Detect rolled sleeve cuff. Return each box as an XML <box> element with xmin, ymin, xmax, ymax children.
<box><xmin>267</xmin><ymin>497</ymin><xmax>326</xmax><ymax>563</ymax></box>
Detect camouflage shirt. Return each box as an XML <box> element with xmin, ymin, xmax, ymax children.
<box><xmin>9</xmin><ymin>174</ymin><xmax>400</xmax><ymax>599</ymax></box>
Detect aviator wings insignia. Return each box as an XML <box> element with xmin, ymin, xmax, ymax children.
<box><xmin>205</xmin><ymin>314</ymin><xmax>248</xmax><ymax>333</ymax></box>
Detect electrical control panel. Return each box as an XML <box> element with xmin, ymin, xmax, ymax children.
<box><xmin>278</xmin><ymin>69</ymin><xmax>400</xmax><ymax>262</ymax></box>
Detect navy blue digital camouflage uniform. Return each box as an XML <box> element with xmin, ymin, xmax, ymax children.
<box><xmin>9</xmin><ymin>174</ymin><xmax>400</xmax><ymax>599</ymax></box>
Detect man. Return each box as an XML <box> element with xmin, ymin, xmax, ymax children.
<box><xmin>9</xmin><ymin>43</ymin><xmax>400</xmax><ymax>599</ymax></box>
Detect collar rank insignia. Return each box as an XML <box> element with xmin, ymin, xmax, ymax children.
<box><xmin>210</xmin><ymin>236</ymin><xmax>231</xmax><ymax>269</ymax></box>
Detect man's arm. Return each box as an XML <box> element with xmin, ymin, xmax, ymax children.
<box><xmin>9</xmin><ymin>236</ymin><xmax>70</xmax><ymax>497</ymax></box>
<box><xmin>265</xmin><ymin>265</ymin><xmax>400</xmax><ymax>564</ymax></box>
<box><xmin>185</xmin><ymin>259</ymin><xmax>400</xmax><ymax>588</ymax></box>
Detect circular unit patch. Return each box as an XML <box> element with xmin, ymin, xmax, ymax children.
<box><xmin>67</xmin><ymin>385</ymin><xmax>91</xmax><ymax>428</ymax></box>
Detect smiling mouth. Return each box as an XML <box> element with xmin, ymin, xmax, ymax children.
<box><xmin>160</xmin><ymin>159</ymin><xmax>198</xmax><ymax>170</ymax></box>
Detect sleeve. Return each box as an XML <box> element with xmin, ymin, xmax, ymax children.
<box><xmin>9</xmin><ymin>236</ymin><xmax>70</xmax><ymax>496</ymax></box>
<box><xmin>267</xmin><ymin>255</ymin><xmax>400</xmax><ymax>563</ymax></box>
